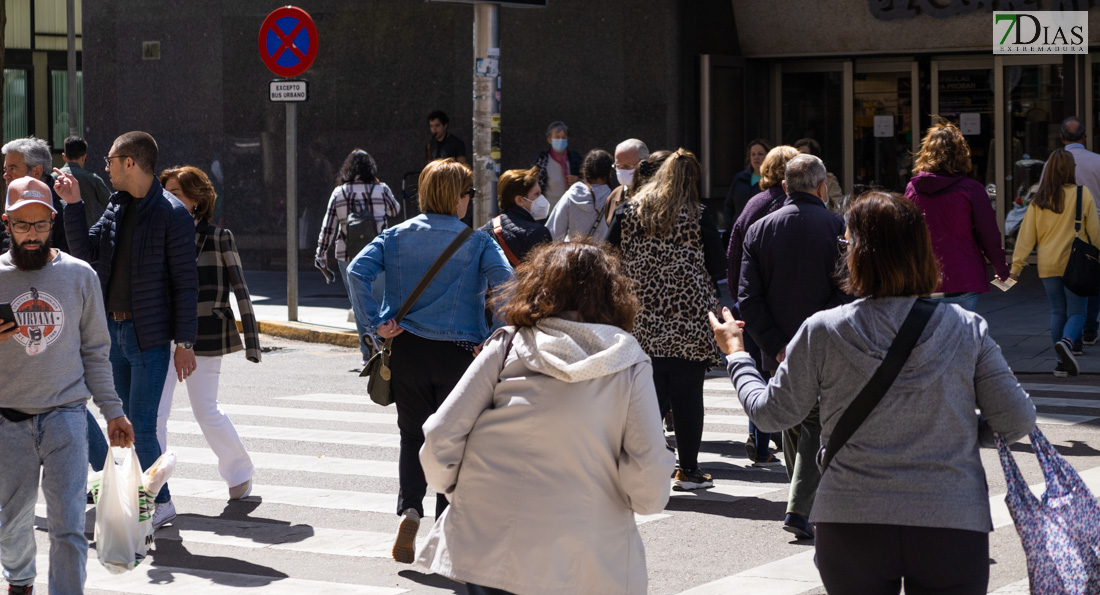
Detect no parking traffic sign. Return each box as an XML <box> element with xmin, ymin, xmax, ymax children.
<box><xmin>258</xmin><ymin>6</ymin><xmax>318</xmax><ymax>78</ymax></box>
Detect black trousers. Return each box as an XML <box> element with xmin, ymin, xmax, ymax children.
<box><xmin>815</xmin><ymin>523</ymin><xmax>989</xmax><ymax>595</ymax></box>
<box><xmin>389</xmin><ymin>331</ymin><xmax>474</xmax><ymax>518</ymax></box>
<box><xmin>651</xmin><ymin>357</ymin><xmax>707</xmax><ymax>470</ymax></box>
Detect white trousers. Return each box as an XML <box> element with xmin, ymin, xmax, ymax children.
<box><xmin>157</xmin><ymin>353</ymin><xmax>254</xmax><ymax>487</ymax></box>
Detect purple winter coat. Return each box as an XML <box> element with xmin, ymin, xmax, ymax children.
<box><xmin>905</xmin><ymin>172</ymin><xmax>1009</xmax><ymax>294</ymax></box>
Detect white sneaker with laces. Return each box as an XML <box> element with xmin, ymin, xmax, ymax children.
<box><xmin>152</xmin><ymin>500</ymin><xmax>176</xmax><ymax>530</ymax></box>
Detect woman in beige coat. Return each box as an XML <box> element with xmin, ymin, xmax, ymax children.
<box><xmin>417</xmin><ymin>241</ymin><xmax>676</xmax><ymax>595</ymax></box>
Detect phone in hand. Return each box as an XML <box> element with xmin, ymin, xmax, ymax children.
<box><xmin>0</xmin><ymin>303</ymin><xmax>17</xmax><ymax>329</ymax></box>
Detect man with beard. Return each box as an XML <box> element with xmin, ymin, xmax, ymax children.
<box><xmin>1</xmin><ymin>137</ymin><xmax>68</xmax><ymax>254</ymax></box>
<box><xmin>0</xmin><ymin>177</ymin><xmax>134</xmax><ymax>595</ymax></box>
<box><xmin>55</xmin><ymin>130</ymin><xmax>198</xmax><ymax>531</ymax></box>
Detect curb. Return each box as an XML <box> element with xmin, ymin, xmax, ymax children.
<box><xmin>256</xmin><ymin>320</ymin><xmax>359</xmax><ymax>349</ymax></box>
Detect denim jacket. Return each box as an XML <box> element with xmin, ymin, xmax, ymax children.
<box><xmin>348</xmin><ymin>213</ymin><xmax>513</xmax><ymax>343</ymax></box>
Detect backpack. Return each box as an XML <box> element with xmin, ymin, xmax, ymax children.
<box><xmin>343</xmin><ymin>183</ymin><xmax>379</xmax><ymax>259</ymax></box>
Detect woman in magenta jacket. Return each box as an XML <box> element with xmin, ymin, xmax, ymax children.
<box><xmin>905</xmin><ymin>120</ymin><xmax>1009</xmax><ymax>311</ymax></box>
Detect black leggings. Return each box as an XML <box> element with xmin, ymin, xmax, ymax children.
<box><xmin>389</xmin><ymin>331</ymin><xmax>475</xmax><ymax>518</ymax></box>
<box><xmin>651</xmin><ymin>357</ymin><xmax>707</xmax><ymax>470</ymax></box>
<box><xmin>815</xmin><ymin>523</ymin><xmax>989</xmax><ymax>595</ymax></box>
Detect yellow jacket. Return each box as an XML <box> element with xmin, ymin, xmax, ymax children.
<box><xmin>1012</xmin><ymin>185</ymin><xmax>1100</xmax><ymax>278</ymax></box>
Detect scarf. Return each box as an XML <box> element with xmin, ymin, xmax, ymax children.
<box><xmin>548</xmin><ymin>148</ymin><xmax>569</xmax><ymax>177</ymax></box>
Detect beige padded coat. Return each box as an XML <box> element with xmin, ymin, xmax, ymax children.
<box><xmin>417</xmin><ymin>318</ymin><xmax>676</xmax><ymax>595</ymax></box>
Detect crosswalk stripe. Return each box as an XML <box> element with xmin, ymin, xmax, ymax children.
<box><xmin>169</xmin><ymin>421</ymin><xmax>401</xmax><ymax>448</ymax></box>
<box><xmin>703</xmin><ymin>378</ymin><xmax>736</xmax><ymax>392</ymax></box>
<box><xmin>676</xmin><ymin>465</ymin><xmax>1100</xmax><ymax>595</ymax></box>
<box><xmin>1022</xmin><ymin>383</ymin><xmax>1100</xmax><ymax>395</ymax></box>
<box><xmin>668</xmin><ymin>483</ymin><xmax>778</xmax><ymax>503</ymax></box>
<box><xmin>155</xmin><ymin>515</ymin><xmax>398</xmax><ymax>558</ymax></box>
<box><xmin>702</xmin><ymin>414</ymin><xmax>751</xmax><ymax>426</ymax></box>
<box><xmin>172</xmin><ymin>445</ymin><xmax>399</xmax><ymax>478</ymax></box>
<box><xmin>1035</xmin><ymin>413</ymin><xmax>1099</xmax><ymax>425</ymax></box>
<box><xmin>42</xmin><ymin>553</ymin><xmax>409</xmax><ymax>594</ymax></box>
<box><xmin>274</xmin><ymin>393</ymin><xmax>375</xmax><ymax>405</ymax></box>
<box><xmin>169</xmin><ymin>478</ymin><xmax>414</xmax><ymax>515</ymax></box>
<box><xmin>173</xmin><ymin>404</ymin><xmax>397</xmax><ymax>425</ymax></box>
<box><xmin>989</xmin><ymin>578</ymin><xmax>1029</xmax><ymax>593</ymax></box>
<box><xmin>1031</xmin><ymin>396</ymin><xmax>1100</xmax><ymax>409</ymax></box>
<box><xmin>702</xmin><ymin>395</ymin><xmax>743</xmax><ymax>410</ymax></box>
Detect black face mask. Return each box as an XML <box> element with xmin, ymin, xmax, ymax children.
<box><xmin>9</xmin><ymin>233</ymin><xmax>52</xmax><ymax>271</ymax></box>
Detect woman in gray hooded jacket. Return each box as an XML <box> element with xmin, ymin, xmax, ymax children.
<box><xmin>711</xmin><ymin>190</ymin><xmax>1036</xmax><ymax>594</ymax></box>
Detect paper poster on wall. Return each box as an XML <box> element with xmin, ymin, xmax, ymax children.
<box><xmin>873</xmin><ymin>115</ymin><xmax>894</xmax><ymax>138</ymax></box>
<box><xmin>959</xmin><ymin>113</ymin><xmax>981</xmax><ymax>136</ymax></box>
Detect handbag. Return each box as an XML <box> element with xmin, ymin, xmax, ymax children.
<box><xmin>361</xmin><ymin>226</ymin><xmax>474</xmax><ymax>406</ymax></box>
<box><xmin>817</xmin><ymin>298</ymin><xmax>937</xmax><ymax>472</ymax></box>
<box><xmin>1063</xmin><ymin>186</ymin><xmax>1100</xmax><ymax>297</ymax></box>
<box><xmin>996</xmin><ymin>428</ymin><xmax>1100</xmax><ymax>594</ymax></box>
<box><xmin>344</xmin><ymin>183</ymin><xmax>379</xmax><ymax>259</ymax></box>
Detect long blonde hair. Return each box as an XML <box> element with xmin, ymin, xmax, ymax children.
<box><xmin>634</xmin><ymin>148</ymin><xmax>701</xmax><ymax>237</ymax></box>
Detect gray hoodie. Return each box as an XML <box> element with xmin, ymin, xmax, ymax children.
<box><xmin>546</xmin><ymin>182</ymin><xmax>612</xmax><ymax>241</ymax></box>
<box><xmin>728</xmin><ymin>297</ymin><xmax>1036</xmax><ymax>532</ymax></box>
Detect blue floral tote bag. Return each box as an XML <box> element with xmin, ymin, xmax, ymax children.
<box><xmin>996</xmin><ymin>428</ymin><xmax>1100</xmax><ymax>594</ymax></box>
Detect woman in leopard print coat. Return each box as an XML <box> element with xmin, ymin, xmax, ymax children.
<box><xmin>608</xmin><ymin>148</ymin><xmax>726</xmax><ymax>491</ymax></box>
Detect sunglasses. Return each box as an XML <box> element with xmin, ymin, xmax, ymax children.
<box><xmin>837</xmin><ymin>236</ymin><xmax>851</xmax><ymax>251</ymax></box>
<box><xmin>465</xmin><ymin>188</ymin><xmax>478</xmax><ymax>199</ymax></box>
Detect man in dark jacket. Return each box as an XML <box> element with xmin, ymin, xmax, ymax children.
<box><xmin>738</xmin><ymin>153</ymin><xmax>848</xmax><ymax>541</ymax></box>
<box><xmin>478</xmin><ymin>166</ymin><xmax>551</xmax><ymax>265</ymax></box>
<box><xmin>55</xmin><ymin>130</ymin><xmax>198</xmax><ymax>532</ymax></box>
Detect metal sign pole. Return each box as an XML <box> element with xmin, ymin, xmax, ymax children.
<box><xmin>472</xmin><ymin>3</ymin><xmax>500</xmax><ymax>227</ymax></box>
<box><xmin>286</xmin><ymin>100</ymin><xmax>298</xmax><ymax>321</ymax></box>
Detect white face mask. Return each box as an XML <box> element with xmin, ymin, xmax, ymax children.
<box><xmin>526</xmin><ymin>194</ymin><xmax>551</xmax><ymax>219</ymax></box>
<box><xmin>617</xmin><ymin>168</ymin><xmax>636</xmax><ymax>187</ymax></box>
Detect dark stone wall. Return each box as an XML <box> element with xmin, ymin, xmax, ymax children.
<box><xmin>83</xmin><ymin>0</ymin><xmax>737</xmax><ymax>269</ymax></box>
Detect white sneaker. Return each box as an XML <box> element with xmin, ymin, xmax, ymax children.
<box><xmin>152</xmin><ymin>500</ymin><xmax>176</xmax><ymax>529</ymax></box>
<box><xmin>228</xmin><ymin>479</ymin><xmax>253</xmax><ymax>501</ymax></box>
<box><xmin>392</xmin><ymin>508</ymin><xmax>420</xmax><ymax>564</ymax></box>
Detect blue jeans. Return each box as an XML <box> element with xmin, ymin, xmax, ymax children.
<box><xmin>0</xmin><ymin>404</ymin><xmax>89</xmax><ymax>593</ymax></box>
<box><xmin>87</xmin><ymin>410</ymin><xmax>108</xmax><ymax>472</ymax></box>
<box><xmin>930</xmin><ymin>292</ymin><xmax>979</xmax><ymax>312</ymax></box>
<box><xmin>1086</xmin><ymin>294</ymin><xmax>1100</xmax><ymax>335</ymax></box>
<box><xmin>1041</xmin><ymin>277</ymin><xmax>1087</xmax><ymax>346</ymax></box>
<box><xmin>338</xmin><ymin>259</ymin><xmax>384</xmax><ymax>361</ymax></box>
<box><xmin>108</xmin><ymin>319</ymin><xmax>171</xmax><ymax>503</ymax></box>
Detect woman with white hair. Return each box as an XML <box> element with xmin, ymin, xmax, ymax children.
<box><xmin>533</xmin><ymin>121</ymin><xmax>583</xmax><ymax>208</ymax></box>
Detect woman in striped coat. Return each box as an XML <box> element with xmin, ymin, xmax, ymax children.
<box><xmin>156</xmin><ymin>165</ymin><xmax>261</xmax><ymax>501</ymax></box>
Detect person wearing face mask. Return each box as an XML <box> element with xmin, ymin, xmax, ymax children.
<box><xmin>478</xmin><ymin>166</ymin><xmax>552</xmax><ymax>266</ymax></box>
<box><xmin>603</xmin><ymin>139</ymin><xmax>650</xmax><ymax>227</ymax></box>
<box><xmin>533</xmin><ymin>121</ymin><xmax>583</xmax><ymax>209</ymax></box>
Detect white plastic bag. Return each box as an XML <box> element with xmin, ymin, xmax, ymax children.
<box><xmin>93</xmin><ymin>446</ymin><xmax>149</xmax><ymax>574</ymax></box>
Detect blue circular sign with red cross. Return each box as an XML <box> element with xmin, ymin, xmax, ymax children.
<box><xmin>258</xmin><ymin>6</ymin><xmax>318</xmax><ymax>78</ymax></box>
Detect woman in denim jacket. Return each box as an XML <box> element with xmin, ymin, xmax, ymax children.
<box><xmin>348</xmin><ymin>158</ymin><xmax>513</xmax><ymax>564</ymax></box>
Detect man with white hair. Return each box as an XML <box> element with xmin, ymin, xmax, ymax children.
<box><xmin>738</xmin><ymin>153</ymin><xmax>849</xmax><ymax>541</ymax></box>
<box><xmin>0</xmin><ymin>177</ymin><xmax>134</xmax><ymax>595</ymax></box>
<box><xmin>2</xmin><ymin>137</ymin><xmax>67</xmax><ymax>253</ymax></box>
<box><xmin>603</xmin><ymin>139</ymin><xmax>650</xmax><ymax>226</ymax></box>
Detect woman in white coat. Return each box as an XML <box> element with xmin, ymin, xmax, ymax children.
<box><xmin>417</xmin><ymin>241</ymin><xmax>676</xmax><ymax>595</ymax></box>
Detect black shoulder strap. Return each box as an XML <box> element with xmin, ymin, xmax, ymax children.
<box><xmin>819</xmin><ymin>298</ymin><xmax>937</xmax><ymax>472</ymax></box>
<box><xmin>1075</xmin><ymin>185</ymin><xmax>1083</xmax><ymax>235</ymax></box>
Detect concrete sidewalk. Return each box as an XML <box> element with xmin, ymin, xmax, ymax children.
<box><xmin>241</xmin><ymin>267</ymin><xmax>1097</xmax><ymax>375</ymax></box>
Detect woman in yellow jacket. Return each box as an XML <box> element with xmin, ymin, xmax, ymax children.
<box><xmin>1011</xmin><ymin>148</ymin><xmax>1100</xmax><ymax>377</ymax></box>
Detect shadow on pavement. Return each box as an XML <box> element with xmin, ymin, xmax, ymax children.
<box><xmin>397</xmin><ymin>569</ymin><xmax>465</xmax><ymax>593</ymax></box>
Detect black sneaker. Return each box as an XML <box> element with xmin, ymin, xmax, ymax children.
<box><xmin>9</xmin><ymin>584</ymin><xmax>33</xmax><ymax>595</ymax></box>
<box><xmin>1073</xmin><ymin>339</ymin><xmax>1084</xmax><ymax>356</ymax></box>
<box><xmin>1054</xmin><ymin>362</ymin><xmax>1069</xmax><ymax>378</ymax></box>
<box><xmin>1055</xmin><ymin>338</ymin><xmax>1080</xmax><ymax>376</ymax></box>
<box><xmin>1085</xmin><ymin>331</ymin><xmax>1099</xmax><ymax>346</ymax></box>
<box><xmin>744</xmin><ymin>434</ymin><xmax>757</xmax><ymax>461</ymax></box>
<box><xmin>783</xmin><ymin>513</ymin><xmax>815</xmax><ymax>540</ymax></box>
<box><xmin>673</xmin><ymin>468</ymin><xmax>714</xmax><ymax>491</ymax></box>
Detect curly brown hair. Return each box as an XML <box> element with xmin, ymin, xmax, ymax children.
<box><xmin>492</xmin><ymin>241</ymin><xmax>638</xmax><ymax>331</ymax></box>
<box><xmin>913</xmin><ymin>119</ymin><xmax>973</xmax><ymax>176</ymax></box>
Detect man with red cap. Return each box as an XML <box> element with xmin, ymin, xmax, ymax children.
<box><xmin>0</xmin><ymin>177</ymin><xmax>134</xmax><ymax>594</ymax></box>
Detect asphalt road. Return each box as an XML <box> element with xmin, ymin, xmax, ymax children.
<box><xmin>15</xmin><ymin>334</ymin><xmax>1100</xmax><ymax>594</ymax></box>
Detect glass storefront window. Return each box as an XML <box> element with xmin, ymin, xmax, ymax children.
<box><xmin>781</xmin><ymin>71</ymin><xmax>843</xmax><ymax>187</ymax></box>
<box><xmin>853</xmin><ymin>71</ymin><xmax>913</xmax><ymax>192</ymax></box>
<box><xmin>936</xmin><ymin>69</ymin><xmax>995</xmax><ymax>185</ymax></box>
<box><xmin>4</xmin><ymin>69</ymin><xmax>28</xmax><ymax>143</ymax></box>
<box><xmin>1003</xmin><ymin>64</ymin><xmax>1063</xmax><ymax>245</ymax></box>
<box><xmin>50</xmin><ymin>70</ymin><xmax>83</xmax><ymax>149</ymax></box>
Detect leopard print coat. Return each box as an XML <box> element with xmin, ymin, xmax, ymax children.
<box><xmin>618</xmin><ymin>201</ymin><xmax>722</xmax><ymax>367</ymax></box>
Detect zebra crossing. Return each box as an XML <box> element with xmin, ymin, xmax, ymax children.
<box><xmin>20</xmin><ymin>376</ymin><xmax>1100</xmax><ymax>593</ymax></box>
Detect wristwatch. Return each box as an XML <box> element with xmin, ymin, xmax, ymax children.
<box><xmin>179</xmin><ymin>341</ymin><xmax>194</xmax><ymax>350</ymax></box>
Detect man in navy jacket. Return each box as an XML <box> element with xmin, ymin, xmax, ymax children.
<box><xmin>55</xmin><ymin>130</ymin><xmax>198</xmax><ymax>531</ymax></box>
<box><xmin>738</xmin><ymin>153</ymin><xmax>849</xmax><ymax>541</ymax></box>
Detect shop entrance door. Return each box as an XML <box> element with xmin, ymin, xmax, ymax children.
<box><xmin>852</xmin><ymin>60</ymin><xmax>919</xmax><ymax>194</ymax></box>
<box><xmin>775</xmin><ymin>61</ymin><xmax>851</xmax><ymax>194</ymax></box>
<box><xmin>931</xmin><ymin>58</ymin><xmax>996</xmax><ymax>186</ymax></box>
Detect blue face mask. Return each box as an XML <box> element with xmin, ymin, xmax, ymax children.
<box><xmin>551</xmin><ymin>138</ymin><xmax>568</xmax><ymax>152</ymax></box>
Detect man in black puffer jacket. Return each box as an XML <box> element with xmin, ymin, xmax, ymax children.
<box><xmin>55</xmin><ymin>130</ymin><xmax>197</xmax><ymax>532</ymax></box>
